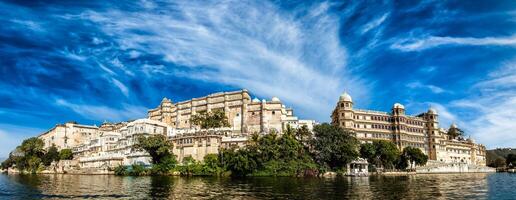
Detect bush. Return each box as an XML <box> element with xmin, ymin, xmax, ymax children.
<box><xmin>59</xmin><ymin>149</ymin><xmax>73</xmax><ymax>160</ymax></box>
<box><xmin>129</xmin><ymin>164</ymin><xmax>147</xmax><ymax>176</ymax></box>
<box><xmin>114</xmin><ymin>165</ymin><xmax>128</xmax><ymax>176</ymax></box>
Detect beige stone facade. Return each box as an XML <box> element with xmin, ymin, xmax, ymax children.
<box><xmin>169</xmin><ymin>128</ymin><xmax>247</xmax><ymax>162</ymax></box>
<box><xmin>148</xmin><ymin>89</ymin><xmax>313</xmax><ymax>135</ymax></box>
<box><xmin>39</xmin><ymin>122</ymin><xmax>99</xmax><ymax>150</ymax></box>
<box><xmin>331</xmin><ymin>92</ymin><xmax>486</xmax><ymax>166</ymax></box>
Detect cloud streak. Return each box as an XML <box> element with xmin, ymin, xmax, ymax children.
<box><xmin>78</xmin><ymin>0</ymin><xmax>368</xmax><ymax>120</ymax></box>
<box><xmin>450</xmin><ymin>62</ymin><xmax>516</xmax><ymax>148</ymax></box>
<box><xmin>391</xmin><ymin>35</ymin><xmax>516</xmax><ymax>51</ymax></box>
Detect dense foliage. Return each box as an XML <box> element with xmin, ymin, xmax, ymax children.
<box><xmin>310</xmin><ymin>123</ymin><xmax>360</xmax><ymax>171</ymax></box>
<box><xmin>398</xmin><ymin>146</ymin><xmax>428</xmax><ymax>169</ymax></box>
<box><xmin>190</xmin><ymin>110</ymin><xmax>230</xmax><ymax>129</ymax></box>
<box><xmin>42</xmin><ymin>145</ymin><xmax>60</xmax><ymax>166</ymax></box>
<box><xmin>486</xmin><ymin>148</ymin><xmax>516</xmax><ymax>167</ymax></box>
<box><xmin>59</xmin><ymin>149</ymin><xmax>74</xmax><ymax>160</ymax></box>
<box><xmin>506</xmin><ymin>154</ymin><xmax>516</xmax><ymax>168</ymax></box>
<box><xmin>221</xmin><ymin>128</ymin><xmax>318</xmax><ymax>176</ymax></box>
<box><xmin>1</xmin><ymin>137</ymin><xmax>67</xmax><ymax>173</ymax></box>
<box><xmin>134</xmin><ymin>134</ymin><xmax>177</xmax><ymax>174</ymax></box>
<box><xmin>359</xmin><ymin>140</ymin><xmax>427</xmax><ymax>170</ymax></box>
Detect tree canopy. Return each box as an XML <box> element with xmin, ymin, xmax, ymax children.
<box><xmin>360</xmin><ymin>140</ymin><xmax>401</xmax><ymax>170</ymax></box>
<box><xmin>398</xmin><ymin>146</ymin><xmax>428</xmax><ymax>169</ymax></box>
<box><xmin>135</xmin><ymin>134</ymin><xmax>174</xmax><ymax>164</ymax></box>
<box><xmin>59</xmin><ymin>149</ymin><xmax>73</xmax><ymax>160</ymax></box>
<box><xmin>190</xmin><ymin>110</ymin><xmax>230</xmax><ymax>129</ymax></box>
<box><xmin>42</xmin><ymin>145</ymin><xmax>60</xmax><ymax>166</ymax></box>
<box><xmin>310</xmin><ymin>123</ymin><xmax>359</xmax><ymax>171</ymax></box>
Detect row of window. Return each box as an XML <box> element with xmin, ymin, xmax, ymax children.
<box><xmin>349</xmin><ymin>114</ymin><xmax>426</xmax><ymax>127</ymax></box>
<box><xmin>447</xmin><ymin>149</ymin><xmax>471</xmax><ymax>154</ymax></box>
<box><xmin>354</xmin><ymin>123</ymin><xmax>426</xmax><ymax>133</ymax></box>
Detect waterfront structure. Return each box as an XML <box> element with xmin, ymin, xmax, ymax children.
<box><xmin>148</xmin><ymin>89</ymin><xmax>314</xmax><ymax>135</ymax></box>
<box><xmin>169</xmin><ymin>127</ymin><xmax>247</xmax><ymax>162</ymax></box>
<box><xmin>39</xmin><ymin>122</ymin><xmax>99</xmax><ymax>150</ymax></box>
<box><xmin>331</xmin><ymin>92</ymin><xmax>486</xmax><ymax>166</ymax></box>
<box><xmin>36</xmin><ymin>89</ymin><xmax>314</xmax><ymax>168</ymax></box>
<box><xmin>72</xmin><ymin>119</ymin><xmax>173</xmax><ymax>169</ymax></box>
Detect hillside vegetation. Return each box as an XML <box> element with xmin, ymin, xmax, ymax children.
<box><xmin>487</xmin><ymin>148</ymin><xmax>516</xmax><ymax>166</ymax></box>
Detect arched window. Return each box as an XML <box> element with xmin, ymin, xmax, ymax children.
<box><xmin>340</xmin><ymin>103</ymin><xmax>344</xmax><ymax>108</ymax></box>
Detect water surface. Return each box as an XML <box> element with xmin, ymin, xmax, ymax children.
<box><xmin>0</xmin><ymin>173</ymin><xmax>514</xmax><ymax>199</ymax></box>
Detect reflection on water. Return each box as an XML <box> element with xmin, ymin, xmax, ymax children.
<box><xmin>0</xmin><ymin>173</ymin><xmax>514</xmax><ymax>199</ymax></box>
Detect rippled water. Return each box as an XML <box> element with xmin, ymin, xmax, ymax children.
<box><xmin>0</xmin><ymin>173</ymin><xmax>514</xmax><ymax>199</ymax></box>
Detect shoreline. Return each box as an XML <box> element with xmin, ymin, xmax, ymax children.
<box><xmin>3</xmin><ymin>170</ymin><xmax>500</xmax><ymax>176</ymax></box>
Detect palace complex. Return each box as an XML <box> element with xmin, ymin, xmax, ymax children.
<box><xmin>35</xmin><ymin>89</ymin><xmax>487</xmax><ymax>172</ymax></box>
<box><xmin>331</xmin><ymin>92</ymin><xmax>486</xmax><ymax>166</ymax></box>
<box><xmin>38</xmin><ymin>90</ymin><xmax>315</xmax><ymax>169</ymax></box>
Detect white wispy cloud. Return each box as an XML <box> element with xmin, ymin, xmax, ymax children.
<box><xmin>78</xmin><ymin>0</ymin><xmax>369</xmax><ymax>121</ymax></box>
<box><xmin>55</xmin><ymin>99</ymin><xmax>147</xmax><ymax>122</ymax></box>
<box><xmin>112</xmin><ymin>78</ymin><xmax>129</xmax><ymax>97</ymax></box>
<box><xmin>391</xmin><ymin>35</ymin><xmax>516</xmax><ymax>51</ymax></box>
<box><xmin>450</xmin><ymin>61</ymin><xmax>516</xmax><ymax>148</ymax></box>
<box><xmin>406</xmin><ymin>81</ymin><xmax>447</xmax><ymax>94</ymax></box>
<box><xmin>360</xmin><ymin>13</ymin><xmax>389</xmax><ymax>34</ymax></box>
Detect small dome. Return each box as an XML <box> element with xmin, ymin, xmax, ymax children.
<box><xmin>262</xmin><ymin>99</ymin><xmax>266</xmax><ymax>103</ymax></box>
<box><xmin>339</xmin><ymin>92</ymin><xmax>352</xmax><ymax>102</ymax></box>
<box><xmin>161</xmin><ymin>97</ymin><xmax>171</xmax><ymax>103</ymax></box>
<box><xmin>428</xmin><ymin>107</ymin><xmax>437</xmax><ymax>114</ymax></box>
<box><xmin>393</xmin><ymin>103</ymin><xmax>405</xmax><ymax>109</ymax></box>
<box><xmin>271</xmin><ymin>97</ymin><xmax>280</xmax><ymax>102</ymax></box>
<box><xmin>252</xmin><ymin>98</ymin><xmax>260</xmax><ymax>103</ymax></box>
<box><xmin>451</xmin><ymin>123</ymin><xmax>458</xmax><ymax>129</ymax></box>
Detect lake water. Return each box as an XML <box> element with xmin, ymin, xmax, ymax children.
<box><xmin>0</xmin><ymin>173</ymin><xmax>515</xmax><ymax>199</ymax></box>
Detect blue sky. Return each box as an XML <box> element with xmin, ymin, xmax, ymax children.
<box><xmin>0</xmin><ymin>0</ymin><xmax>515</xmax><ymax>157</ymax></box>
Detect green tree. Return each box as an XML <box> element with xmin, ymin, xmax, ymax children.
<box><xmin>135</xmin><ymin>135</ymin><xmax>174</xmax><ymax>164</ymax></box>
<box><xmin>178</xmin><ymin>156</ymin><xmax>202</xmax><ymax>175</ymax></box>
<box><xmin>59</xmin><ymin>149</ymin><xmax>73</xmax><ymax>160</ymax></box>
<box><xmin>447</xmin><ymin>127</ymin><xmax>464</xmax><ymax>139</ymax></box>
<box><xmin>404</xmin><ymin>147</ymin><xmax>428</xmax><ymax>167</ymax></box>
<box><xmin>190</xmin><ymin>110</ymin><xmax>230</xmax><ymax>129</ymax></box>
<box><xmin>42</xmin><ymin>145</ymin><xmax>60</xmax><ymax>166</ymax></box>
<box><xmin>20</xmin><ymin>137</ymin><xmax>44</xmax><ymax>158</ymax></box>
<box><xmin>114</xmin><ymin>165</ymin><xmax>128</xmax><ymax>175</ymax></box>
<box><xmin>493</xmin><ymin>158</ymin><xmax>506</xmax><ymax>168</ymax></box>
<box><xmin>295</xmin><ymin>125</ymin><xmax>312</xmax><ymax>144</ymax></box>
<box><xmin>220</xmin><ymin>148</ymin><xmax>257</xmax><ymax>176</ymax></box>
<box><xmin>135</xmin><ymin>134</ymin><xmax>177</xmax><ymax>175</ymax></box>
<box><xmin>373</xmin><ymin>140</ymin><xmax>400</xmax><ymax>169</ymax></box>
<box><xmin>310</xmin><ymin>123</ymin><xmax>359</xmax><ymax>170</ymax></box>
<box><xmin>506</xmin><ymin>154</ymin><xmax>516</xmax><ymax>168</ymax></box>
<box><xmin>1</xmin><ymin>156</ymin><xmax>14</xmax><ymax>170</ymax></box>
<box><xmin>360</xmin><ymin>143</ymin><xmax>377</xmax><ymax>165</ymax></box>
<box><xmin>202</xmin><ymin>154</ymin><xmax>222</xmax><ymax>175</ymax></box>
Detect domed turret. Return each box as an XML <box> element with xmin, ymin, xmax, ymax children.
<box><xmin>428</xmin><ymin>107</ymin><xmax>437</xmax><ymax>114</ymax></box>
<box><xmin>393</xmin><ymin>103</ymin><xmax>405</xmax><ymax>109</ymax></box>
<box><xmin>339</xmin><ymin>92</ymin><xmax>352</xmax><ymax>102</ymax></box>
<box><xmin>252</xmin><ymin>98</ymin><xmax>260</xmax><ymax>103</ymax></box>
<box><xmin>271</xmin><ymin>97</ymin><xmax>280</xmax><ymax>102</ymax></box>
<box><xmin>161</xmin><ymin>97</ymin><xmax>171</xmax><ymax>103</ymax></box>
<box><xmin>451</xmin><ymin>123</ymin><xmax>458</xmax><ymax>129</ymax></box>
